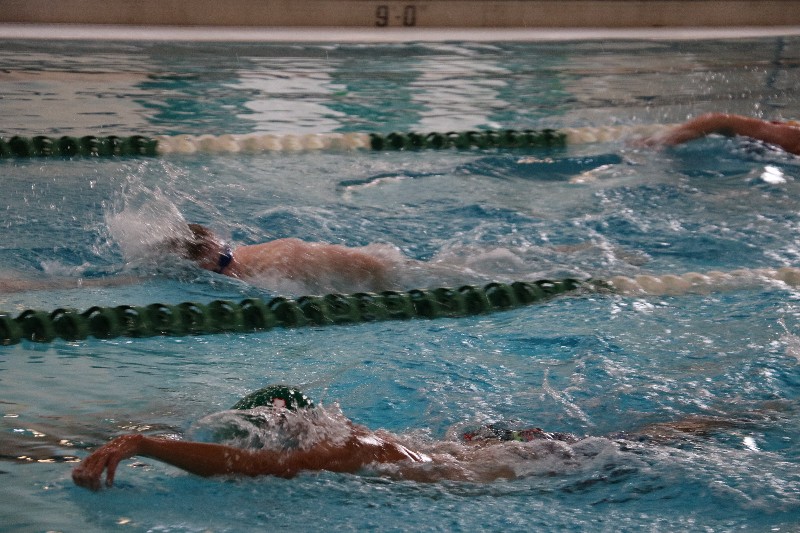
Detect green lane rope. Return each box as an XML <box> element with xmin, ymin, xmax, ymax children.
<box><xmin>0</xmin><ymin>125</ymin><xmax>671</xmax><ymax>158</ymax></box>
<box><xmin>0</xmin><ymin>278</ymin><xmax>583</xmax><ymax>345</ymax></box>
<box><xmin>4</xmin><ymin>265</ymin><xmax>798</xmax><ymax>345</ymax></box>
<box><xmin>0</xmin><ymin>135</ymin><xmax>159</xmax><ymax>158</ymax></box>
<box><xmin>368</xmin><ymin>129</ymin><xmax>567</xmax><ymax>151</ymax></box>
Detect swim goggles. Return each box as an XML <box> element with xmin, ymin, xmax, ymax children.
<box><xmin>215</xmin><ymin>244</ymin><xmax>234</xmax><ymax>274</ymax></box>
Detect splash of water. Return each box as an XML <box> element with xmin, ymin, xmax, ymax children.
<box><xmin>187</xmin><ymin>404</ymin><xmax>354</xmax><ymax>452</ymax></box>
<box><xmin>104</xmin><ymin>185</ymin><xmax>191</xmax><ymax>266</ymax></box>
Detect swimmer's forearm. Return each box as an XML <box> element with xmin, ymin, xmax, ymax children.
<box><xmin>662</xmin><ymin>113</ymin><xmax>755</xmax><ymax>143</ymax></box>
<box><xmin>137</xmin><ymin>437</ymin><xmax>301</xmax><ymax>478</ymax></box>
<box><xmin>663</xmin><ymin>113</ymin><xmax>800</xmax><ymax>154</ymax></box>
<box><xmin>73</xmin><ymin>434</ymin><xmax>314</xmax><ymax>490</ymax></box>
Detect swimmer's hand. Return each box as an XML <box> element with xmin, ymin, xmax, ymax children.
<box><xmin>72</xmin><ymin>434</ymin><xmax>144</xmax><ymax>491</ymax></box>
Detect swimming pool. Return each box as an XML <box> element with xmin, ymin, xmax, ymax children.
<box><xmin>2</xmin><ymin>37</ymin><xmax>800</xmax><ymax>531</ymax></box>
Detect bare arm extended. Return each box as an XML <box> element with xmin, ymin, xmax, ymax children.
<box><xmin>650</xmin><ymin>113</ymin><xmax>800</xmax><ymax>155</ymax></box>
<box><xmin>72</xmin><ymin>429</ymin><xmax>425</xmax><ymax>490</ymax></box>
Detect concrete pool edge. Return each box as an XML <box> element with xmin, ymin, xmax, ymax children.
<box><xmin>1</xmin><ymin>23</ymin><xmax>800</xmax><ymax>42</ymax></box>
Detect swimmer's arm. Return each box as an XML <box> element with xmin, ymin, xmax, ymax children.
<box><xmin>72</xmin><ymin>434</ymin><xmax>316</xmax><ymax>490</ymax></box>
<box><xmin>654</xmin><ymin>113</ymin><xmax>800</xmax><ymax>154</ymax></box>
<box><xmin>72</xmin><ymin>432</ymin><xmax>417</xmax><ymax>490</ymax></box>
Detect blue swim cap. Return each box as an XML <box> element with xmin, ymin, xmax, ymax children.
<box><xmin>231</xmin><ymin>385</ymin><xmax>315</xmax><ymax>411</ymax></box>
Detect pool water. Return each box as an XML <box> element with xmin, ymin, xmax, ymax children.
<box><xmin>2</xmin><ymin>38</ymin><xmax>800</xmax><ymax>531</ymax></box>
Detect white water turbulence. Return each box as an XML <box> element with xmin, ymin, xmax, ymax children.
<box><xmin>187</xmin><ymin>402</ymin><xmax>632</xmax><ymax>484</ymax></box>
<box><xmin>187</xmin><ymin>404</ymin><xmax>356</xmax><ymax>452</ymax></box>
<box><xmin>105</xmin><ymin>185</ymin><xmax>192</xmax><ymax>267</ymax></box>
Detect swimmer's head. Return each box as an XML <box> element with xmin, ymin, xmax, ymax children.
<box><xmin>172</xmin><ymin>223</ymin><xmax>233</xmax><ymax>274</ymax></box>
<box><xmin>232</xmin><ymin>385</ymin><xmax>315</xmax><ymax>412</ymax></box>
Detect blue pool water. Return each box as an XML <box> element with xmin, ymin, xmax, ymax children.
<box><xmin>2</xmin><ymin>38</ymin><xmax>800</xmax><ymax>531</ymax></box>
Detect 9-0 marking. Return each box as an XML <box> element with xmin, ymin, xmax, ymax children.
<box><xmin>375</xmin><ymin>5</ymin><xmax>418</xmax><ymax>26</ymax></box>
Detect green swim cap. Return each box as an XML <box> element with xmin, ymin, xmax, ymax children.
<box><xmin>231</xmin><ymin>385</ymin><xmax>315</xmax><ymax>411</ymax></box>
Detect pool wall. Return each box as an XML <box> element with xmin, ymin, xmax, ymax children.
<box><xmin>4</xmin><ymin>0</ymin><xmax>800</xmax><ymax>28</ymax></box>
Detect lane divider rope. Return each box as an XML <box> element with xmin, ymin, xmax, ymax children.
<box><xmin>0</xmin><ymin>279</ymin><xmax>582</xmax><ymax>345</ymax></box>
<box><xmin>3</xmin><ymin>264</ymin><xmax>798</xmax><ymax>345</ymax></box>
<box><xmin>0</xmin><ymin>125</ymin><xmax>672</xmax><ymax>158</ymax></box>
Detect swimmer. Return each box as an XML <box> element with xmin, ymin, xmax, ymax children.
<box><xmin>71</xmin><ymin>385</ymin><xmax>431</xmax><ymax>490</ymax></box>
<box><xmin>71</xmin><ymin>385</ymin><xmax>751</xmax><ymax>490</ymax></box>
<box><xmin>646</xmin><ymin>113</ymin><xmax>800</xmax><ymax>155</ymax></box>
<box><xmin>172</xmin><ymin>224</ymin><xmax>395</xmax><ymax>293</ymax></box>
